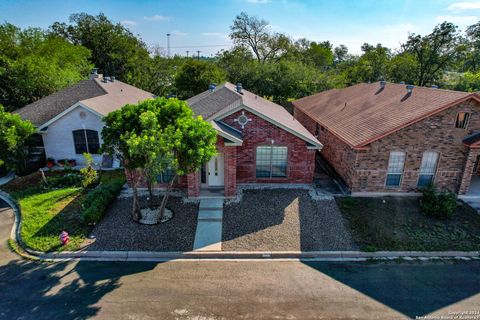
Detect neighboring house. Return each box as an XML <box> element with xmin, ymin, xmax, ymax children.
<box><xmin>15</xmin><ymin>71</ymin><xmax>154</xmax><ymax>167</ymax></box>
<box><xmin>293</xmin><ymin>81</ymin><xmax>480</xmax><ymax>196</ymax></box>
<box><xmin>132</xmin><ymin>82</ymin><xmax>323</xmax><ymax>197</ymax></box>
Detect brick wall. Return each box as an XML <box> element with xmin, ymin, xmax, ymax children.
<box><xmin>295</xmin><ymin>99</ymin><xmax>480</xmax><ymax>194</ymax></box>
<box><xmin>222</xmin><ymin>109</ymin><xmax>316</xmax><ymax>184</ymax></box>
<box><xmin>294</xmin><ymin>107</ymin><xmax>357</xmax><ymax>186</ymax></box>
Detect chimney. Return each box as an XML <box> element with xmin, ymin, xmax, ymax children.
<box><xmin>110</xmin><ymin>76</ymin><xmax>115</xmax><ymax>82</ymax></box>
<box><xmin>236</xmin><ymin>83</ymin><xmax>243</xmax><ymax>94</ymax></box>
<box><xmin>208</xmin><ymin>83</ymin><xmax>216</xmax><ymax>92</ymax></box>
<box><xmin>406</xmin><ymin>84</ymin><xmax>414</xmax><ymax>94</ymax></box>
<box><xmin>89</xmin><ymin>68</ymin><xmax>100</xmax><ymax>79</ymax></box>
<box><xmin>380</xmin><ymin>80</ymin><xmax>386</xmax><ymax>89</ymax></box>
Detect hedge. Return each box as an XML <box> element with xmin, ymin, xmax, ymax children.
<box><xmin>82</xmin><ymin>180</ymin><xmax>125</xmax><ymax>225</ymax></box>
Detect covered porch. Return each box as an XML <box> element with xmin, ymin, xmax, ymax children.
<box><xmin>186</xmin><ymin>135</ymin><xmax>240</xmax><ymax>198</ymax></box>
<box><xmin>459</xmin><ymin>133</ymin><xmax>480</xmax><ymax>196</ymax></box>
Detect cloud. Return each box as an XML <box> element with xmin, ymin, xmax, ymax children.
<box><xmin>436</xmin><ymin>15</ymin><xmax>478</xmax><ymax>26</ymax></box>
<box><xmin>170</xmin><ymin>30</ymin><xmax>187</xmax><ymax>36</ymax></box>
<box><xmin>144</xmin><ymin>14</ymin><xmax>172</xmax><ymax>21</ymax></box>
<box><xmin>120</xmin><ymin>20</ymin><xmax>136</xmax><ymax>26</ymax></box>
<box><xmin>447</xmin><ymin>1</ymin><xmax>480</xmax><ymax>11</ymax></box>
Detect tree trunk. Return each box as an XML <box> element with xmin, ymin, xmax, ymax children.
<box><xmin>147</xmin><ymin>181</ymin><xmax>154</xmax><ymax>209</ymax></box>
<box><xmin>159</xmin><ymin>174</ymin><xmax>177</xmax><ymax>221</ymax></box>
<box><xmin>132</xmin><ymin>184</ymin><xmax>140</xmax><ymax>222</ymax></box>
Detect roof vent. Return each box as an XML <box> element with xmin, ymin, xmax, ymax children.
<box><xmin>208</xmin><ymin>83</ymin><xmax>216</xmax><ymax>92</ymax></box>
<box><xmin>89</xmin><ymin>68</ymin><xmax>100</xmax><ymax>79</ymax></box>
<box><xmin>431</xmin><ymin>85</ymin><xmax>438</xmax><ymax>89</ymax></box>
<box><xmin>236</xmin><ymin>83</ymin><xmax>243</xmax><ymax>94</ymax></box>
<box><xmin>399</xmin><ymin>81</ymin><xmax>405</xmax><ymax>84</ymax></box>
<box><xmin>103</xmin><ymin>76</ymin><xmax>110</xmax><ymax>83</ymax></box>
<box><xmin>380</xmin><ymin>80</ymin><xmax>386</xmax><ymax>89</ymax></box>
<box><xmin>406</xmin><ymin>84</ymin><xmax>414</xmax><ymax>94</ymax></box>
<box><xmin>110</xmin><ymin>76</ymin><xmax>115</xmax><ymax>82</ymax></box>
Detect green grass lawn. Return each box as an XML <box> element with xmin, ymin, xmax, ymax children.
<box><xmin>336</xmin><ymin>197</ymin><xmax>480</xmax><ymax>252</ymax></box>
<box><xmin>2</xmin><ymin>169</ymin><xmax>126</xmax><ymax>252</ymax></box>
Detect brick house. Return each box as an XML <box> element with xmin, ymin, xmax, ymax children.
<box><xmin>293</xmin><ymin>81</ymin><xmax>480</xmax><ymax>195</ymax></box>
<box><xmin>139</xmin><ymin>82</ymin><xmax>323</xmax><ymax>198</ymax></box>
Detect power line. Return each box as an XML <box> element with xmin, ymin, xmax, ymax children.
<box><xmin>168</xmin><ymin>44</ymin><xmax>231</xmax><ymax>49</ymax></box>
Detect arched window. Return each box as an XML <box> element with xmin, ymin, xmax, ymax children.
<box><xmin>455</xmin><ymin>112</ymin><xmax>470</xmax><ymax>129</ymax></box>
<box><xmin>72</xmin><ymin>129</ymin><xmax>100</xmax><ymax>154</ymax></box>
<box><xmin>386</xmin><ymin>151</ymin><xmax>406</xmax><ymax>187</ymax></box>
<box><xmin>418</xmin><ymin>151</ymin><xmax>439</xmax><ymax>187</ymax></box>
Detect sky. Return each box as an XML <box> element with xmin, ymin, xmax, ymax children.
<box><xmin>1</xmin><ymin>0</ymin><xmax>480</xmax><ymax>56</ymax></box>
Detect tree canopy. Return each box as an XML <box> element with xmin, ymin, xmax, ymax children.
<box><xmin>0</xmin><ymin>105</ymin><xmax>36</xmax><ymax>174</ymax></box>
<box><xmin>0</xmin><ymin>23</ymin><xmax>92</xmax><ymax>111</ymax></box>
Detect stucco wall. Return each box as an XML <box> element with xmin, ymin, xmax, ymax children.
<box><xmin>42</xmin><ymin>106</ymin><xmax>106</xmax><ymax>165</ymax></box>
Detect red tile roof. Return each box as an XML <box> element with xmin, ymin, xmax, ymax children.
<box><xmin>293</xmin><ymin>82</ymin><xmax>480</xmax><ymax>148</ymax></box>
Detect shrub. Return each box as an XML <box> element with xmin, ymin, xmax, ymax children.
<box><xmin>82</xmin><ymin>180</ymin><xmax>124</xmax><ymax>224</ymax></box>
<box><xmin>45</xmin><ymin>173</ymin><xmax>82</xmax><ymax>188</ymax></box>
<box><xmin>80</xmin><ymin>153</ymin><xmax>98</xmax><ymax>188</ymax></box>
<box><xmin>420</xmin><ymin>184</ymin><xmax>457</xmax><ymax>219</ymax></box>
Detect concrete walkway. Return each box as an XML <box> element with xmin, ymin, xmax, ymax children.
<box><xmin>0</xmin><ymin>172</ymin><xmax>14</xmax><ymax>186</ymax></box>
<box><xmin>193</xmin><ymin>198</ymin><xmax>223</xmax><ymax>251</ymax></box>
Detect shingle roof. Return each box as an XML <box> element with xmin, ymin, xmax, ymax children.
<box><xmin>15</xmin><ymin>80</ymin><xmax>106</xmax><ymax>126</ymax></box>
<box><xmin>293</xmin><ymin>82</ymin><xmax>477</xmax><ymax>148</ymax></box>
<box><xmin>187</xmin><ymin>82</ymin><xmax>322</xmax><ymax>148</ymax></box>
<box><xmin>187</xmin><ymin>86</ymin><xmax>242</xmax><ymax>119</ymax></box>
<box><xmin>15</xmin><ymin>77</ymin><xmax>155</xmax><ymax>127</ymax></box>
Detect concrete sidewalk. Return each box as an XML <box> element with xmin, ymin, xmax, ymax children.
<box><xmin>193</xmin><ymin>199</ymin><xmax>223</xmax><ymax>251</ymax></box>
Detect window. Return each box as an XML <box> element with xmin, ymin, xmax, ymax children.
<box><xmin>256</xmin><ymin>146</ymin><xmax>288</xmax><ymax>178</ymax></box>
<box><xmin>455</xmin><ymin>112</ymin><xmax>470</xmax><ymax>129</ymax></box>
<box><xmin>418</xmin><ymin>151</ymin><xmax>439</xmax><ymax>187</ymax></box>
<box><xmin>72</xmin><ymin>130</ymin><xmax>100</xmax><ymax>154</ymax></box>
<box><xmin>156</xmin><ymin>168</ymin><xmax>176</xmax><ymax>184</ymax></box>
<box><xmin>386</xmin><ymin>151</ymin><xmax>406</xmax><ymax>187</ymax></box>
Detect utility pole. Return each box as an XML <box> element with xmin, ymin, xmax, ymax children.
<box><xmin>196</xmin><ymin>50</ymin><xmax>201</xmax><ymax>60</ymax></box>
<box><xmin>186</xmin><ymin>50</ymin><xmax>189</xmax><ymax>58</ymax></box>
<box><xmin>166</xmin><ymin>33</ymin><xmax>171</xmax><ymax>57</ymax></box>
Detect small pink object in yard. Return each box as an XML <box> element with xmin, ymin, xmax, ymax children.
<box><xmin>60</xmin><ymin>231</ymin><xmax>69</xmax><ymax>246</ymax></box>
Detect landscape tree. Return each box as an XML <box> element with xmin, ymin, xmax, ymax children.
<box><xmin>230</xmin><ymin>12</ymin><xmax>291</xmax><ymax>63</ymax></box>
<box><xmin>0</xmin><ymin>105</ymin><xmax>36</xmax><ymax>174</ymax></box>
<box><xmin>102</xmin><ymin>98</ymin><xmax>217</xmax><ymax>221</ymax></box>
<box><xmin>404</xmin><ymin>21</ymin><xmax>459</xmax><ymax>86</ymax></box>
<box><xmin>0</xmin><ymin>23</ymin><xmax>92</xmax><ymax>111</ymax></box>
<box><xmin>49</xmin><ymin>13</ymin><xmax>150</xmax><ymax>84</ymax></box>
<box><xmin>174</xmin><ymin>59</ymin><xmax>226</xmax><ymax>99</ymax></box>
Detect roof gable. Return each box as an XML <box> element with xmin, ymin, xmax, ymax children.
<box><xmin>15</xmin><ymin>80</ymin><xmax>106</xmax><ymax>126</ymax></box>
<box><xmin>15</xmin><ymin>77</ymin><xmax>154</xmax><ymax>127</ymax></box>
<box><xmin>293</xmin><ymin>82</ymin><xmax>476</xmax><ymax>148</ymax></box>
<box><xmin>187</xmin><ymin>82</ymin><xmax>323</xmax><ymax>148</ymax></box>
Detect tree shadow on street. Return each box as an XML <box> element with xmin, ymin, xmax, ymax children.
<box><xmin>0</xmin><ymin>259</ymin><xmax>157</xmax><ymax>319</ymax></box>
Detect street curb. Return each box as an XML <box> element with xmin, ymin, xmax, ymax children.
<box><xmin>35</xmin><ymin>250</ymin><xmax>480</xmax><ymax>262</ymax></box>
<box><xmin>1</xmin><ymin>190</ymin><xmax>479</xmax><ymax>262</ymax></box>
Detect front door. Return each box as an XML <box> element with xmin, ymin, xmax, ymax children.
<box><xmin>207</xmin><ymin>154</ymin><xmax>224</xmax><ymax>187</ymax></box>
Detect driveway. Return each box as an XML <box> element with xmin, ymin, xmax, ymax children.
<box><xmin>1</xmin><ymin>199</ymin><xmax>480</xmax><ymax>319</ymax></box>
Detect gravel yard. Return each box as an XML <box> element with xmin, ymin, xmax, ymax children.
<box><xmin>87</xmin><ymin>196</ymin><xmax>198</xmax><ymax>251</ymax></box>
<box><xmin>222</xmin><ymin>189</ymin><xmax>356</xmax><ymax>251</ymax></box>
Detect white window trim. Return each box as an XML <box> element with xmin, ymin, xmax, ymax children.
<box><xmin>417</xmin><ymin>151</ymin><xmax>439</xmax><ymax>187</ymax></box>
<box><xmin>385</xmin><ymin>151</ymin><xmax>406</xmax><ymax>188</ymax></box>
